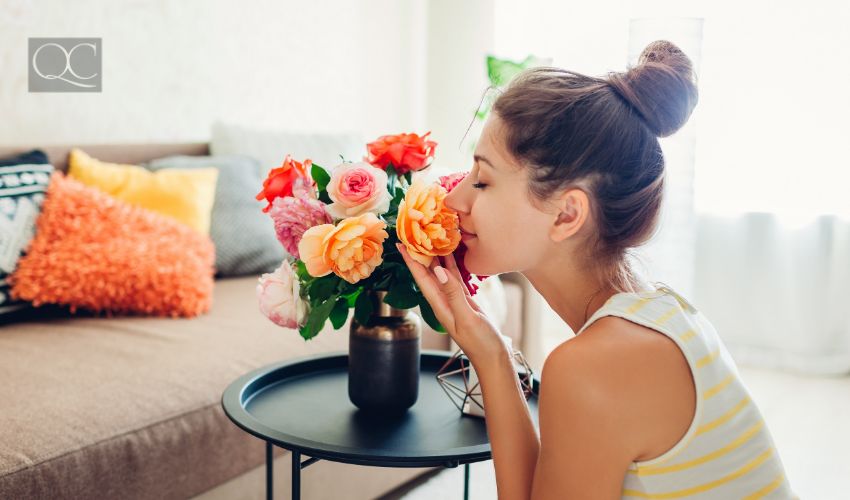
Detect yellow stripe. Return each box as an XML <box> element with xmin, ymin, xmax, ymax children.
<box><xmin>630</xmin><ymin>420</ymin><xmax>764</xmax><ymax>476</ymax></box>
<box><xmin>696</xmin><ymin>396</ymin><xmax>750</xmax><ymax>436</ymax></box>
<box><xmin>653</xmin><ymin>306</ymin><xmax>679</xmax><ymax>326</ymax></box>
<box><xmin>622</xmin><ymin>447</ymin><xmax>774</xmax><ymax>498</ymax></box>
<box><xmin>696</xmin><ymin>348</ymin><xmax>720</xmax><ymax>368</ymax></box>
<box><xmin>703</xmin><ymin>374</ymin><xmax>734</xmax><ymax>400</ymax></box>
<box><xmin>743</xmin><ymin>473</ymin><xmax>786</xmax><ymax>499</ymax></box>
<box><xmin>679</xmin><ymin>329</ymin><xmax>696</xmax><ymax>342</ymax></box>
<box><xmin>628</xmin><ymin>298</ymin><xmax>652</xmax><ymax>314</ymax></box>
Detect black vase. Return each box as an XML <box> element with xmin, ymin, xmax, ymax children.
<box><xmin>348</xmin><ymin>290</ymin><xmax>421</xmax><ymax>415</ymax></box>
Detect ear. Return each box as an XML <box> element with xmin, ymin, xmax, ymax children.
<box><xmin>549</xmin><ymin>188</ymin><xmax>591</xmax><ymax>243</ymax></box>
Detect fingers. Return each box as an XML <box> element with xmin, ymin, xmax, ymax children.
<box><xmin>444</xmin><ymin>252</ymin><xmax>483</xmax><ymax>314</ymax></box>
<box><xmin>396</xmin><ymin>243</ymin><xmax>481</xmax><ymax>333</ymax></box>
<box><xmin>395</xmin><ymin>243</ymin><xmax>452</xmax><ymax>325</ymax></box>
<box><xmin>443</xmin><ymin>254</ymin><xmax>469</xmax><ymax>296</ymax></box>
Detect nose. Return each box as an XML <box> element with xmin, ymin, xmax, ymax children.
<box><xmin>444</xmin><ymin>173</ymin><xmax>472</xmax><ymax>215</ymax></box>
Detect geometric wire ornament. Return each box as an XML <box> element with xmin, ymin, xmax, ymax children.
<box><xmin>435</xmin><ymin>346</ymin><xmax>534</xmax><ymax>418</ymax></box>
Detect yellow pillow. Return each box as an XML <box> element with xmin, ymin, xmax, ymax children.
<box><xmin>68</xmin><ymin>148</ymin><xmax>218</xmax><ymax>234</ymax></box>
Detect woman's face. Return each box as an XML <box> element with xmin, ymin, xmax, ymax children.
<box><xmin>444</xmin><ymin>114</ymin><xmax>559</xmax><ymax>276</ymax></box>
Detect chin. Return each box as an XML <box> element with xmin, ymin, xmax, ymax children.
<box><xmin>462</xmin><ymin>255</ymin><xmax>497</xmax><ymax>277</ymax></box>
<box><xmin>460</xmin><ymin>238</ymin><xmax>503</xmax><ymax>276</ymax></box>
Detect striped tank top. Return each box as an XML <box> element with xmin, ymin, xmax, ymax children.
<box><xmin>575</xmin><ymin>282</ymin><xmax>797</xmax><ymax>499</ymax></box>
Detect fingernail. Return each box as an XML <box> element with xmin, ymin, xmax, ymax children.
<box><xmin>434</xmin><ymin>266</ymin><xmax>448</xmax><ymax>284</ymax></box>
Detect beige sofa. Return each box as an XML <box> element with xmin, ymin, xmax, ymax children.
<box><xmin>0</xmin><ymin>144</ymin><xmax>533</xmax><ymax>500</ymax></box>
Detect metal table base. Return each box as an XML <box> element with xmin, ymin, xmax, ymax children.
<box><xmin>265</xmin><ymin>441</ymin><xmax>472</xmax><ymax>500</ymax></box>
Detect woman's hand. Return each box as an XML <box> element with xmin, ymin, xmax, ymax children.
<box><xmin>395</xmin><ymin>242</ymin><xmax>511</xmax><ymax>368</ymax></box>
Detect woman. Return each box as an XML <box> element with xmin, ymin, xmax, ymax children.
<box><xmin>396</xmin><ymin>40</ymin><xmax>796</xmax><ymax>499</ymax></box>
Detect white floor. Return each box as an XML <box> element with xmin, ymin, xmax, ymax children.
<box><xmin>386</xmin><ymin>365</ymin><xmax>850</xmax><ymax>499</ymax></box>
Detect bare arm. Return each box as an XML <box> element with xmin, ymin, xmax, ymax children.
<box><xmin>475</xmin><ymin>352</ymin><xmax>541</xmax><ymax>500</ymax></box>
<box><xmin>477</xmin><ymin>336</ymin><xmax>638</xmax><ymax>500</ymax></box>
<box><xmin>395</xmin><ymin>244</ymin><xmax>632</xmax><ymax>498</ymax></box>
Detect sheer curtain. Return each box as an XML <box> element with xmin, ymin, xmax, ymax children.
<box><xmin>493</xmin><ymin>0</ymin><xmax>850</xmax><ymax>375</ymax></box>
<box><xmin>689</xmin><ymin>2</ymin><xmax>850</xmax><ymax>375</ymax></box>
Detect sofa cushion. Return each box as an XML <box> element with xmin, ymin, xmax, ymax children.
<box><xmin>210</xmin><ymin>121</ymin><xmax>365</xmax><ymax>175</ymax></box>
<box><xmin>9</xmin><ymin>173</ymin><xmax>216</xmax><ymax>318</ymax></box>
<box><xmin>143</xmin><ymin>154</ymin><xmax>285</xmax><ymax>278</ymax></box>
<box><xmin>0</xmin><ymin>276</ymin><xmax>453</xmax><ymax>500</ymax></box>
<box><xmin>68</xmin><ymin>148</ymin><xmax>219</xmax><ymax>234</ymax></box>
<box><xmin>0</xmin><ymin>150</ymin><xmax>53</xmax><ymax>318</ymax></box>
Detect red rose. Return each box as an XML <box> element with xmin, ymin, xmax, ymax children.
<box><xmin>256</xmin><ymin>155</ymin><xmax>314</xmax><ymax>213</ymax></box>
<box><xmin>437</xmin><ymin>170</ymin><xmax>490</xmax><ymax>295</ymax></box>
<box><xmin>366</xmin><ymin>132</ymin><xmax>437</xmax><ymax>175</ymax></box>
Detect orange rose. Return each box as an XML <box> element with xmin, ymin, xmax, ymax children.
<box><xmin>256</xmin><ymin>155</ymin><xmax>314</xmax><ymax>212</ymax></box>
<box><xmin>396</xmin><ymin>177</ymin><xmax>461</xmax><ymax>267</ymax></box>
<box><xmin>297</xmin><ymin>212</ymin><xmax>389</xmax><ymax>284</ymax></box>
<box><xmin>366</xmin><ymin>132</ymin><xmax>437</xmax><ymax>175</ymax></box>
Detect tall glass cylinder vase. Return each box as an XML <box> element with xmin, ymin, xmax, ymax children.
<box><xmin>348</xmin><ymin>290</ymin><xmax>422</xmax><ymax>415</ymax></box>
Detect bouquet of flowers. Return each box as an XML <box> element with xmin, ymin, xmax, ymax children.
<box><xmin>254</xmin><ymin>132</ymin><xmax>489</xmax><ymax>340</ymax></box>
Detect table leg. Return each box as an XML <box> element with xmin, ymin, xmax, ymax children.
<box><xmin>292</xmin><ymin>449</ymin><xmax>301</xmax><ymax>500</ymax></box>
<box><xmin>464</xmin><ymin>463</ymin><xmax>470</xmax><ymax>500</ymax></box>
<box><xmin>266</xmin><ymin>441</ymin><xmax>273</xmax><ymax>500</ymax></box>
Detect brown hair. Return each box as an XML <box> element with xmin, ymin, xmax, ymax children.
<box><xmin>490</xmin><ymin>40</ymin><xmax>699</xmax><ymax>293</ymax></box>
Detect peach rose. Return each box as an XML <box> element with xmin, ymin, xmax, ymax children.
<box><xmin>396</xmin><ymin>177</ymin><xmax>461</xmax><ymax>267</ymax></box>
<box><xmin>297</xmin><ymin>212</ymin><xmax>389</xmax><ymax>284</ymax></box>
<box><xmin>325</xmin><ymin>162</ymin><xmax>391</xmax><ymax>219</ymax></box>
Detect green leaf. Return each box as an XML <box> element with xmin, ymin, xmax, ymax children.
<box><xmin>383</xmin><ymin>278</ymin><xmax>419</xmax><ymax>309</ymax></box>
<box><xmin>309</xmin><ymin>274</ymin><xmax>339</xmax><ymax>301</ymax></box>
<box><xmin>299</xmin><ymin>295</ymin><xmax>338</xmax><ymax>340</ymax></box>
<box><xmin>294</xmin><ymin>260</ymin><xmax>310</xmax><ymax>281</ymax></box>
<box><xmin>329</xmin><ymin>296</ymin><xmax>349</xmax><ymax>329</ymax></box>
<box><xmin>345</xmin><ymin>288</ymin><xmax>362</xmax><ymax>307</ymax></box>
<box><xmin>354</xmin><ymin>291</ymin><xmax>374</xmax><ymax>325</ymax></box>
<box><xmin>418</xmin><ymin>295</ymin><xmax>446</xmax><ymax>333</ymax></box>
<box><xmin>372</xmin><ymin>268</ymin><xmax>393</xmax><ymax>289</ymax></box>
<box><xmin>311</xmin><ymin>164</ymin><xmax>331</xmax><ymax>191</ymax></box>
<box><xmin>386</xmin><ymin>165</ymin><xmax>397</xmax><ymax>194</ymax></box>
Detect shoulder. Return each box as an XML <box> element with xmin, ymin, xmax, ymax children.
<box><xmin>542</xmin><ymin>318</ymin><xmax>653</xmax><ymax>431</ymax></box>
<box><xmin>530</xmin><ymin>322</ymin><xmax>643</xmax><ymax>497</ymax></box>
<box><xmin>545</xmin><ymin>315</ymin><xmax>697</xmax><ymax>459</ymax></box>
<box><xmin>539</xmin><ymin>318</ymin><xmax>661</xmax><ymax>450</ymax></box>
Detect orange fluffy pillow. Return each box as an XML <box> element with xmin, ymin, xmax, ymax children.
<box><xmin>9</xmin><ymin>172</ymin><xmax>215</xmax><ymax>317</ymax></box>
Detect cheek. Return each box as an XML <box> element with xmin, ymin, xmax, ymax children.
<box><xmin>465</xmin><ymin>199</ymin><xmax>542</xmax><ymax>274</ymax></box>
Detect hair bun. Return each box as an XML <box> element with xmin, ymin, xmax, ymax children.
<box><xmin>607</xmin><ymin>40</ymin><xmax>699</xmax><ymax>138</ymax></box>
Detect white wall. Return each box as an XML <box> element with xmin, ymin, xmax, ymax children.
<box><xmin>425</xmin><ymin>0</ymin><xmax>495</xmax><ymax>170</ymax></box>
<box><xmin>0</xmin><ymin>0</ymin><xmax>426</xmax><ymax>146</ymax></box>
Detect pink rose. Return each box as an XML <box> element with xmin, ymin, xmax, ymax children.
<box><xmin>325</xmin><ymin>162</ymin><xmax>391</xmax><ymax>219</ymax></box>
<box><xmin>256</xmin><ymin>261</ymin><xmax>309</xmax><ymax>329</ymax></box>
<box><xmin>439</xmin><ymin>171</ymin><xmax>468</xmax><ymax>192</ymax></box>
<box><xmin>269</xmin><ymin>195</ymin><xmax>333</xmax><ymax>259</ymax></box>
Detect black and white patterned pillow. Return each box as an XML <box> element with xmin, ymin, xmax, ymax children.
<box><xmin>0</xmin><ymin>150</ymin><xmax>54</xmax><ymax>316</ymax></box>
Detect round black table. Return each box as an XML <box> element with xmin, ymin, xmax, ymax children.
<box><xmin>221</xmin><ymin>349</ymin><xmax>540</xmax><ymax>500</ymax></box>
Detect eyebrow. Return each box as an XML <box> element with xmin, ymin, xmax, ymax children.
<box><xmin>474</xmin><ymin>155</ymin><xmax>497</xmax><ymax>171</ymax></box>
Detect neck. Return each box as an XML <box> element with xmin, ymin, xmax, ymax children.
<box><xmin>521</xmin><ymin>254</ymin><xmax>651</xmax><ymax>336</ymax></box>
